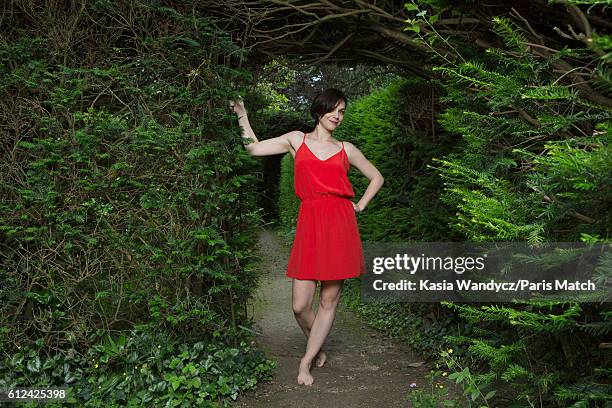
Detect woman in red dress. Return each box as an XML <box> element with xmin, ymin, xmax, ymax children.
<box><xmin>230</xmin><ymin>89</ymin><xmax>384</xmax><ymax>386</ymax></box>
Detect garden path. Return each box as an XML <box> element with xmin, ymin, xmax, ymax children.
<box><xmin>232</xmin><ymin>229</ymin><xmax>462</xmax><ymax>407</ymax></box>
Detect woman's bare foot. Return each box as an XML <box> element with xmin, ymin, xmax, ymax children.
<box><xmin>315</xmin><ymin>350</ymin><xmax>327</xmax><ymax>368</ymax></box>
<box><xmin>297</xmin><ymin>358</ymin><xmax>314</xmax><ymax>386</ymax></box>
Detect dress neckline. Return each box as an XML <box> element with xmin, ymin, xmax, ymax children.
<box><xmin>300</xmin><ymin>133</ymin><xmax>344</xmax><ymax>162</ymax></box>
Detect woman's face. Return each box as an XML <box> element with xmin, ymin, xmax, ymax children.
<box><xmin>319</xmin><ymin>99</ymin><xmax>346</xmax><ymax>131</ymax></box>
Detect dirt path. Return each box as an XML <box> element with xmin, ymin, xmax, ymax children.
<box><xmin>232</xmin><ymin>228</ymin><xmax>461</xmax><ymax>408</ymax></box>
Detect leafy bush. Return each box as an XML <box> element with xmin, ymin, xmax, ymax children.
<box><xmin>0</xmin><ymin>329</ymin><xmax>275</xmax><ymax>407</ymax></box>
<box><xmin>0</xmin><ymin>2</ymin><xmax>271</xmax><ymax>404</ymax></box>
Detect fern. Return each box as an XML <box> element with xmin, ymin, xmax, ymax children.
<box><xmin>576</xmin><ymin>320</ymin><xmax>612</xmax><ymax>337</ymax></box>
<box><xmin>554</xmin><ymin>381</ymin><xmax>612</xmax><ymax>405</ymax></box>
<box><xmin>520</xmin><ymin>84</ymin><xmax>578</xmax><ymax>101</ymax></box>
<box><xmin>593</xmin><ymin>61</ymin><xmax>612</xmax><ymax>93</ymax></box>
<box><xmin>432</xmin><ymin>64</ymin><xmax>496</xmax><ymax>88</ymax></box>
<box><xmin>491</xmin><ymin>16</ymin><xmax>530</xmax><ymax>55</ymax></box>
<box><xmin>501</xmin><ymin>363</ymin><xmax>532</xmax><ymax>381</ymax></box>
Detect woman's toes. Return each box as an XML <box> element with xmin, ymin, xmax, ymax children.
<box><xmin>297</xmin><ymin>359</ymin><xmax>314</xmax><ymax>386</ymax></box>
<box><xmin>315</xmin><ymin>350</ymin><xmax>327</xmax><ymax>368</ymax></box>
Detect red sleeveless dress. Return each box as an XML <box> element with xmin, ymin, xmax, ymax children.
<box><xmin>286</xmin><ymin>132</ymin><xmax>366</xmax><ymax>281</ymax></box>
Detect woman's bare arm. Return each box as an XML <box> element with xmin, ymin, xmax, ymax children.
<box><xmin>230</xmin><ymin>98</ymin><xmax>298</xmax><ymax>157</ymax></box>
<box><xmin>344</xmin><ymin>141</ymin><xmax>384</xmax><ymax>212</ymax></box>
<box><xmin>246</xmin><ymin>130</ymin><xmax>301</xmax><ymax>156</ymax></box>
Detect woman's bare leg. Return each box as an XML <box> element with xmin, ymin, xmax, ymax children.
<box><xmin>297</xmin><ymin>279</ymin><xmax>343</xmax><ymax>386</ymax></box>
<box><xmin>291</xmin><ymin>279</ymin><xmax>327</xmax><ymax>368</ymax></box>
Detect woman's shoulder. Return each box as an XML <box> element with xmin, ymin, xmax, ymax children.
<box><xmin>341</xmin><ymin>140</ymin><xmax>357</xmax><ymax>149</ymax></box>
<box><xmin>340</xmin><ymin>141</ymin><xmax>359</xmax><ymax>161</ymax></box>
<box><xmin>287</xmin><ymin>130</ymin><xmax>305</xmax><ymax>152</ymax></box>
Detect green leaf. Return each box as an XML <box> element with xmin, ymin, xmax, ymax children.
<box><xmin>65</xmin><ymin>372</ymin><xmax>78</xmax><ymax>383</ymax></box>
<box><xmin>175</xmin><ymin>36</ymin><xmax>200</xmax><ymax>47</ymax></box>
<box><xmin>18</xmin><ymin>141</ymin><xmax>38</xmax><ymax>149</ymax></box>
<box><xmin>448</xmin><ymin>372</ymin><xmax>461</xmax><ymax>381</ymax></box>
<box><xmin>27</xmin><ymin>356</ymin><xmax>41</xmax><ymax>373</ymax></box>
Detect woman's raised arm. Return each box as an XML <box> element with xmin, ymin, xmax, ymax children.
<box><xmin>229</xmin><ymin>98</ymin><xmax>297</xmax><ymax>157</ymax></box>
<box><xmin>245</xmin><ymin>132</ymin><xmax>300</xmax><ymax>156</ymax></box>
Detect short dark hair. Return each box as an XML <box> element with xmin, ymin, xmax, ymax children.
<box><xmin>310</xmin><ymin>88</ymin><xmax>347</xmax><ymax>126</ymax></box>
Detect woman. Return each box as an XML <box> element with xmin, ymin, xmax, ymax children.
<box><xmin>230</xmin><ymin>89</ymin><xmax>384</xmax><ymax>386</ymax></box>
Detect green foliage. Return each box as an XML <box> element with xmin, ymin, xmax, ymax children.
<box><xmin>430</xmin><ymin>30</ymin><xmax>611</xmax><ymax>243</ymax></box>
<box><xmin>0</xmin><ymin>2</ymin><xmax>269</xmax><ymax>404</ymax></box>
<box><xmin>432</xmin><ymin>157</ymin><xmax>544</xmax><ymax>242</ymax></box>
<box><xmin>278</xmin><ymin>153</ymin><xmax>301</xmax><ymax>236</ymax></box>
<box><xmin>0</xmin><ymin>329</ymin><xmax>275</xmax><ymax>407</ymax></box>
<box><xmin>515</xmin><ymin>131</ymin><xmax>612</xmax><ymax>237</ymax></box>
<box><xmin>422</xmin><ymin>14</ymin><xmax>611</xmax><ymax>404</ymax></box>
<box><xmin>438</xmin><ymin>300</ymin><xmax>612</xmax><ymax>406</ymax></box>
<box><xmin>407</xmin><ymin>369</ymin><xmax>466</xmax><ymax>407</ymax></box>
<box><xmin>343</xmin><ymin>2</ymin><xmax>612</xmax><ymax>408</ymax></box>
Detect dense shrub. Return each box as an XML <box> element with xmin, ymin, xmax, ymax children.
<box><xmin>0</xmin><ymin>2</ymin><xmax>273</xmax><ymax>405</ymax></box>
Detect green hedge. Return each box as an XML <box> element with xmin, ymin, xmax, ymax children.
<box><xmin>0</xmin><ymin>3</ymin><xmax>273</xmax><ymax>406</ymax></box>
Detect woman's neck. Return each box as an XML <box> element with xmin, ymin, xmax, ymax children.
<box><xmin>310</xmin><ymin>125</ymin><xmax>333</xmax><ymax>141</ymax></box>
